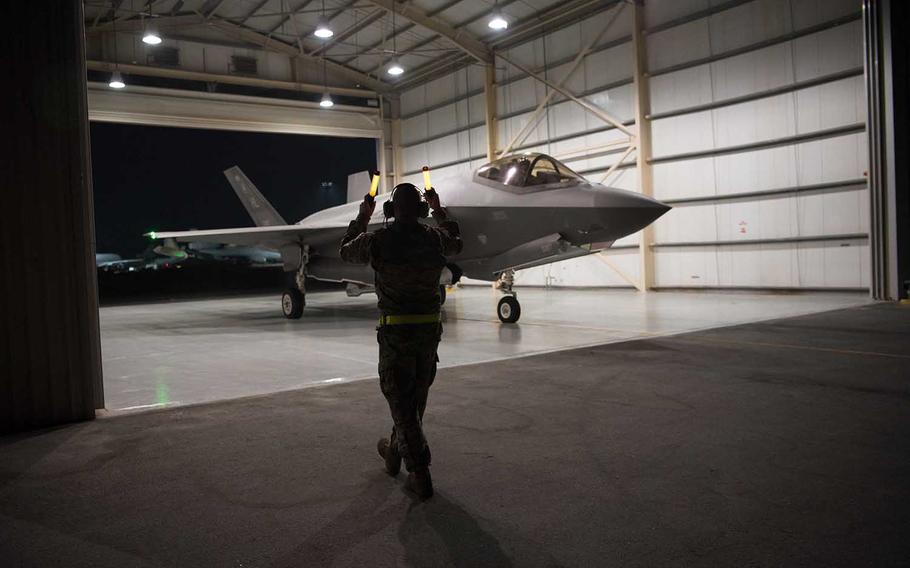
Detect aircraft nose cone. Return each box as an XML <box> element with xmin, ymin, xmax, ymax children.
<box><xmin>592</xmin><ymin>187</ymin><xmax>671</xmax><ymax>236</ymax></box>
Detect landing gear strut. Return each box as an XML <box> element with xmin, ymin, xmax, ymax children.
<box><xmin>282</xmin><ymin>246</ymin><xmax>308</xmax><ymax>319</ymax></box>
<box><xmin>494</xmin><ymin>269</ymin><xmax>521</xmax><ymax>323</ymax></box>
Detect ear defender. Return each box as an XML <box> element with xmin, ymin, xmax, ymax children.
<box><xmin>383</xmin><ymin>184</ymin><xmax>430</xmax><ymax>219</ymax></box>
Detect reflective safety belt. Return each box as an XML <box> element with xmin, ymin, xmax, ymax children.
<box><xmin>378</xmin><ymin>313</ymin><xmax>442</xmax><ymax>326</ymax></box>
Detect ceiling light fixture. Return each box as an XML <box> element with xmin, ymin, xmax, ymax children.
<box><xmin>488</xmin><ymin>11</ymin><xmax>508</xmax><ymax>30</ymax></box>
<box><xmin>142</xmin><ymin>3</ymin><xmax>162</xmax><ymax>44</ymax></box>
<box><xmin>142</xmin><ymin>26</ymin><xmax>162</xmax><ymax>44</ymax></box>
<box><xmin>108</xmin><ymin>70</ymin><xmax>126</xmax><ymax>89</ymax></box>
<box><xmin>319</xmin><ymin>52</ymin><xmax>333</xmax><ymax>108</ymax></box>
<box><xmin>109</xmin><ymin>3</ymin><xmax>126</xmax><ymax>88</ymax></box>
<box><xmin>488</xmin><ymin>3</ymin><xmax>508</xmax><ymax>30</ymax></box>
<box><xmin>314</xmin><ymin>17</ymin><xmax>333</xmax><ymax>38</ymax></box>
<box><xmin>386</xmin><ymin>5</ymin><xmax>404</xmax><ymax>76</ymax></box>
<box><xmin>314</xmin><ymin>0</ymin><xmax>333</xmax><ymax>38</ymax></box>
<box><xmin>387</xmin><ymin>57</ymin><xmax>404</xmax><ymax>76</ymax></box>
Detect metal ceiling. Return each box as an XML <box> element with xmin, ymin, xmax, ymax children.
<box><xmin>84</xmin><ymin>0</ymin><xmax>620</xmax><ymax>93</ymax></box>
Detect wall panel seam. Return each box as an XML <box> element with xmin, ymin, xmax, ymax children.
<box><xmin>649</xmin><ymin>67</ymin><xmax>865</xmax><ymax>120</ymax></box>
<box><xmin>662</xmin><ymin>179</ymin><xmax>868</xmax><ymax>205</ymax></box>
<box><xmin>648</xmin><ymin>12</ymin><xmax>862</xmax><ymax>78</ymax></box>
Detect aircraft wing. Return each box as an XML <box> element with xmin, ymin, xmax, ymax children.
<box><xmin>150</xmin><ymin>226</ymin><xmax>310</xmax><ymax>248</ymax></box>
<box><xmin>148</xmin><ymin>220</ymin><xmax>369</xmax><ymax>263</ymax></box>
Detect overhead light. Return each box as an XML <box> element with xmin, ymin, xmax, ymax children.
<box><xmin>108</xmin><ymin>71</ymin><xmax>126</xmax><ymax>89</ymax></box>
<box><xmin>387</xmin><ymin>58</ymin><xmax>404</xmax><ymax>76</ymax></box>
<box><xmin>488</xmin><ymin>9</ymin><xmax>508</xmax><ymax>30</ymax></box>
<box><xmin>320</xmin><ymin>92</ymin><xmax>334</xmax><ymax>108</ymax></box>
<box><xmin>314</xmin><ymin>17</ymin><xmax>334</xmax><ymax>38</ymax></box>
<box><xmin>142</xmin><ymin>24</ymin><xmax>162</xmax><ymax>45</ymax></box>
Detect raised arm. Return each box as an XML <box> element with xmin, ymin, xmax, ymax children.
<box><xmin>339</xmin><ymin>196</ymin><xmax>376</xmax><ymax>264</ymax></box>
<box><xmin>426</xmin><ymin>189</ymin><xmax>463</xmax><ymax>256</ymax></box>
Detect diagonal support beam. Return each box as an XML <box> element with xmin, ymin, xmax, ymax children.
<box><xmin>499</xmin><ymin>1</ymin><xmax>625</xmax><ymax>156</ymax></box>
<box><xmin>200</xmin><ymin>0</ymin><xmax>229</xmax><ymax>19</ymax></box>
<box><xmin>600</xmin><ymin>143</ymin><xmax>636</xmax><ymax>184</ymax></box>
<box><xmin>362</xmin><ymin>0</ymin><xmax>492</xmax><ymax>64</ymax></box>
<box><xmin>268</xmin><ymin>0</ymin><xmax>318</xmax><ymax>34</ymax></box>
<box><xmin>497</xmin><ymin>52</ymin><xmax>635</xmax><ymax>138</ymax></box>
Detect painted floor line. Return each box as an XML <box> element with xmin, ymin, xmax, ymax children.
<box><xmin>669</xmin><ymin>335</ymin><xmax>910</xmax><ymax>360</ymax></box>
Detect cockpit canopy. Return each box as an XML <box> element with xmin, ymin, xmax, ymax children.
<box><xmin>475</xmin><ymin>153</ymin><xmax>585</xmax><ymax>192</ymax></box>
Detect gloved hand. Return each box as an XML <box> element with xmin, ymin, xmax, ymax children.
<box><xmin>424</xmin><ymin>188</ymin><xmax>441</xmax><ymax>212</ymax></box>
<box><xmin>360</xmin><ymin>194</ymin><xmax>376</xmax><ymax>219</ymax></box>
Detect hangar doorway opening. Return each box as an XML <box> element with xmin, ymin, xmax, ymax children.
<box><xmin>90</xmin><ymin>121</ymin><xmax>378</xmax><ymax>411</ymax></box>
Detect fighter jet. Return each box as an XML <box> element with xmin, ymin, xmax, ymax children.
<box><xmin>149</xmin><ymin>153</ymin><xmax>670</xmax><ymax>323</ymax></box>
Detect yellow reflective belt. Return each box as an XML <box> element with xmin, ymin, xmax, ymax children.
<box><xmin>378</xmin><ymin>313</ymin><xmax>441</xmax><ymax>326</ymax></box>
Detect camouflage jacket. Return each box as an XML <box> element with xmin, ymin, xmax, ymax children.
<box><xmin>339</xmin><ymin>209</ymin><xmax>462</xmax><ymax>315</ymax></box>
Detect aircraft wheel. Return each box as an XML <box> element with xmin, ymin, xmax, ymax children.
<box><xmin>497</xmin><ymin>296</ymin><xmax>520</xmax><ymax>324</ymax></box>
<box><xmin>281</xmin><ymin>289</ymin><xmax>304</xmax><ymax>319</ymax></box>
<box><xmin>439</xmin><ymin>285</ymin><xmax>447</xmax><ymax>305</ymax></box>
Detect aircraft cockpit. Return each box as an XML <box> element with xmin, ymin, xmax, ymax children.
<box><xmin>475</xmin><ymin>153</ymin><xmax>585</xmax><ymax>192</ymax></box>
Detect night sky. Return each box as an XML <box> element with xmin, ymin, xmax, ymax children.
<box><xmin>89</xmin><ymin>123</ymin><xmax>377</xmax><ymax>257</ymax></box>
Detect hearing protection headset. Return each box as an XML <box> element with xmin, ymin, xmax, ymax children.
<box><xmin>383</xmin><ymin>183</ymin><xmax>430</xmax><ymax>219</ymax></box>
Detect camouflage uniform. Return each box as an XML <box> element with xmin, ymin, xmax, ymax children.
<box><xmin>340</xmin><ymin>209</ymin><xmax>462</xmax><ymax>471</ymax></box>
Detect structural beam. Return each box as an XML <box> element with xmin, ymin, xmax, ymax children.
<box><xmin>484</xmin><ymin>64</ymin><xmax>498</xmax><ymax>162</ymax></box>
<box><xmin>87</xmin><ymin>82</ymin><xmax>382</xmax><ymax>138</ymax></box>
<box><xmin>86</xmin><ymin>60</ymin><xmax>376</xmax><ymax>98</ymax></box>
<box><xmin>362</xmin><ymin>0</ymin><xmax>492</xmax><ymax>63</ymax></box>
<box><xmin>498</xmin><ymin>1</ymin><xmax>625</xmax><ymax>157</ymax></box>
<box><xmin>267</xmin><ymin>0</ymin><xmax>318</xmax><ymax>34</ymax></box>
<box><xmin>89</xmin><ymin>13</ymin><xmax>205</xmax><ymax>33</ymax></box>
<box><xmin>497</xmin><ymin>52</ymin><xmax>635</xmax><ymax>138</ymax></box>
<box><xmin>309</xmin><ymin>8</ymin><xmax>386</xmax><ymax>57</ymax></box>
<box><xmin>207</xmin><ymin>19</ymin><xmax>389</xmax><ymax>92</ymax></box>
<box><xmin>631</xmin><ymin>0</ymin><xmax>655</xmax><ymax>292</ymax></box>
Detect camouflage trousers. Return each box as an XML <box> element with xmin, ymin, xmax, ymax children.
<box><xmin>377</xmin><ymin>322</ymin><xmax>441</xmax><ymax>472</ymax></box>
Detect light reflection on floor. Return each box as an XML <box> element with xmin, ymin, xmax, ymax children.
<box><xmin>100</xmin><ymin>286</ymin><xmax>871</xmax><ymax>411</ymax></box>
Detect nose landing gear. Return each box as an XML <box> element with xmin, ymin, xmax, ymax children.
<box><xmin>494</xmin><ymin>269</ymin><xmax>521</xmax><ymax>323</ymax></box>
<box><xmin>282</xmin><ymin>246</ymin><xmax>308</xmax><ymax>319</ymax></box>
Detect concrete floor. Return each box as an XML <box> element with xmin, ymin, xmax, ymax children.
<box><xmin>2</xmin><ymin>303</ymin><xmax>907</xmax><ymax>566</ymax></box>
<box><xmin>99</xmin><ymin>287</ymin><xmax>871</xmax><ymax>411</ymax></box>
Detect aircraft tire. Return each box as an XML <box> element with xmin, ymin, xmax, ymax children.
<box><xmin>282</xmin><ymin>288</ymin><xmax>305</xmax><ymax>319</ymax></box>
<box><xmin>439</xmin><ymin>285</ymin><xmax>447</xmax><ymax>305</ymax></box>
<box><xmin>497</xmin><ymin>296</ymin><xmax>520</xmax><ymax>324</ymax></box>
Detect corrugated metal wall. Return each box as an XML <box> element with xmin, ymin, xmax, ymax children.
<box><xmin>1</xmin><ymin>1</ymin><xmax>102</xmax><ymax>433</ymax></box>
<box><xmin>397</xmin><ymin>0</ymin><xmax>868</xmax><ymax>290</ymax></box>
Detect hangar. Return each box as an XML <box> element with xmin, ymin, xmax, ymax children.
<box><xmin>1</xmin><ymin>0</ymin><xmax>908</xmax><ymax>565</ymax></box>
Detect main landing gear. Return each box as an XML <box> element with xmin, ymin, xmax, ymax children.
<box><xmin>494</xmin><ymin>269</ymin><xmax>521</xmax><ymax>324</ymax></box>
<box><xmin>282</xmin><ymin>246</ymin><xmax>308</xmax><ymax>320</ymax></box>
<box><xmin>282</xmin><ymin>289</ymin><xmax>304</xmax><ymax>319</ymax></box>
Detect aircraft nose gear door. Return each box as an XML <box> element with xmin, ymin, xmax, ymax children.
<box><xmin>494</xmin><ymin>269</ymin><xmax>521</xmax><ymax>323</ymax></box>
<box><xmin>281</xmin><ymin>245</ymin><xmax>308</xmax><ymax>319</ymax></box>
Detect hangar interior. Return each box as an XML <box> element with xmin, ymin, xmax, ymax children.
<box><xmin>73</xmin><ymin>0</ymin><xmax>892</xmax><ymax>411</ymax></box>
<box><xmin>85</xmin><ymin>0</ymin><xmax>875</xmax><ymax>293</ymax></box>
<box><xmin>1</xmin><ymin>0</ymin><xmax>909</xmax><ymax>564</ymax></box>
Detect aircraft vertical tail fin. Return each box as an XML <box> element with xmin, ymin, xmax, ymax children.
<box><xmin>347</xmin><ymin>171</ymin><xmax>372</xmax><ymax>203</ymax></box>
<box><xmin>223</xmin><ymin>166</ymin><xmax>287</xmax><ymax>227</ymax></box>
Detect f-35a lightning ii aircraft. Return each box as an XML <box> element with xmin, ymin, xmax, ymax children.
<box><xmin>150</xmin><ymin>153</ymin><xmax>670</xmax><ymax>323</ymax></box>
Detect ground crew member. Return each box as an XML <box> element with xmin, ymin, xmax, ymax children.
<box><xmin>339</xmin><ymin>182</ymin><xmax>462</xmax><ymax>499</ymax></box>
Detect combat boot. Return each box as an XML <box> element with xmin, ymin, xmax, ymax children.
<box><xmin>405</xmin><ymin>467</ymin><xmax>434</xmax><ymax>500</ymax></box>
<box><xmin>377</xmin><ymin>438</ymin><xmax>401</xmax><ymax>476</ymax></box>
